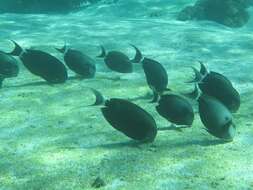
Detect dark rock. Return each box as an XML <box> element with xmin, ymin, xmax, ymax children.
<box><xmin>177</xmin><ymin>0</ymin><xmax>252</xmax><ymax>28</ymax></box>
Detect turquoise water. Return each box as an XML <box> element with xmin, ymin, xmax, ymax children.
<box><xmin>0</xmin><ymin>1</ymin><xmax>253</xmax><ymax>189</ymax></box>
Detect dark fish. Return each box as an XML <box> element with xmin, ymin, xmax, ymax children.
<box><xmin>199</xmin><ymin>71</ymin><xmax>240</xmax><ymax>112</ymax></box>
<box><xmin>198</xmin><ymin>94</ymin><xmax>236</xmax><ymax>141</ymax></box>
<box><xmin>8</xmin><ymin>41</ymin><xmax>68</xmax><ymax>84</ymax></box>
<box><xmin>142</xmin><ymin>57</ymin><xmax>169</xmax><ymax>102</ymax></box>
<box><xmin>0</xmin><ymin>51</ymin><xmax>19</xmax><ymax>87</ymax></box>
<box><xmin>101</xmin><ymin>98</ymin><xmax>157</xmax><ymax>142</ymax></box>
<box><xmin>189</xmin><ymin>63</ymin><xmax>240</xmax><ymax>112</ymax></box>
<box><xmin>156</xmin><ymin>93</ymin><xmax>194</xmax><ymax>127</ymax></box>
<box><xmin>56</xmin><ymin>44</ymin><xmax>96</xmax><ymax>78</ymax></box>
<box><xmin>97</xmin><ymin>44</ymin><xmax>142</xmax><ymax>73</ymax></box>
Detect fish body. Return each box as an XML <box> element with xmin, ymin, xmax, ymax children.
<box><xmin>97</xmin><ymin>45</ymin><xmax>142</xmax><ymax>73</ymax></box>
<box><xmin>21</xmin><ymin>49</ymin><xmax>68</xmax><ymax>83</ymax></box>
<box><xmin>0</xmin><ymin>51</ymin><xmax>19</xmax><ymax>87</ymax></box>
<box><xmin>199</xmin><ymin>71</ymin><xmax>240</xmax><ymax>112</ymax></box>
<box><xmin>104</xmin><ymin>51</ymin><xmax>133</xmax><ymax>73</ymax></box>
<box><xmin>9</xmin><ymin>41</ymin><xmax>68</xmax><ymax>84</ymax></box>
<box><xmin>0</xmin><ymin>51</ymin><xmax>19</xmax><ymax>78</ymax></box>
<box><xmin>56</xmin><ymin>45</ymin><xmax>96</xmax><ymax>78</ymax></box>
<box><xmin>101</xmin><ymin>98</ymin><xmax>157</xmax><ymax>142</ymax></box>
<box><xmin>142</xmin><ymin>57</ymin><xmax>168</xmax><ymax>102</ymax></box>
<box><xmin>198</xmin><ymin>94</ymin><xmax>236</xmax><ymax>140</ymax></box>
<box><xmin>142</xmin><ymin>57</ymin><xmax>168</xmax><ymax>93</ymax></box>
<box><xmin>156</xmin><ymin>94</ymin><xmax>194</xmax><ymax>126</ymax></box>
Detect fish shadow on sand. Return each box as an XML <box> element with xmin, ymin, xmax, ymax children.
<box><xmin>101</xmin><ymin>135</ymin><xmax>231</xmax><ymax>150</ymax></box>
<box><xmin>64</xmin><ymin>140</ymin><xmax>145</xmax><ymax>150</ymax></box>
<box><xmin>157</xmin><ymin>137</ymin><xmax>231</xmax><ymax>150</ymax></box>
<box><xmin>95</xmin><ymin>141</ymin><xmax>145</xmax><ymax>149</ymax></box>
<box><xmin>185</xmin><ymin>138</ymin><xmax>230</xmax><ymax>147</ymax></box>
<box><xmin>77</xmin><ymin>136</ymin><xmax>229</xmax><ymax>151</ymax></box>
<box><xmin>4</xmin><ymin>76</ymin><xmax>93</xmax><ymax>89</ymax></box>
<box><xmin>68</xmin><ymin>75</ymin><xmax>95</xmax><ymax>81</ymax></box>
<box><xmin>5</xmin><ymin>81</ymin><xmax>49</xmax><ymax>88</ymax></box>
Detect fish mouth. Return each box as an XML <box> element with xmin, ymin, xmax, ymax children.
<box><xmin>221</xmin><ymin>121</ymin><xmax>236</xmax><ymax>141</ymax></box>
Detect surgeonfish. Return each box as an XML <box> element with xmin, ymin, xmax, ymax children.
<box><xmin>97</xmin><ymin>44</ymin><xmax>142</xmax><ymax>73</ymax></box>
<box><xmin>56</xmin><ymin>44</ymin><xmax>96</xmax><ymax>78</ymax></box>
<box><xmin>8</xmin><ymin>40</ymin><xmax>68</xmax><ymax>84</ymax></box>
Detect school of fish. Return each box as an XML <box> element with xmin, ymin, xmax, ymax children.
<box><xmin>0</xmin><ymin>40</ymin><xmax>241</xmax><ymax>143</ymax></box>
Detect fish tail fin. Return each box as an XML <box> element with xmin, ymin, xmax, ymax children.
<box><xmin>8</xmin><ymin>40</ymin><xmax>23</xmax><ymax>56</ymax></box>
<box><xmin>88</xmin><ymin>88</ymin><xmax>105</xmax><ymax>106</ymax></box>
<box><xmin>55</xmin><ymin>42</ymin><xmax>67</xmax><ymax>54</ymax></box>
<box><xmin>129</xmin><ymin>44</ymin><xmax>143</xmax><ymax>63</ymax></box>
<box><xmin>69</xmin><ymin>88</ymin><xmax>105</xmax><ymax>110</ymax></box>
<box><xmin>183</xmin><ymin>83</ymin><xmax>200</xmax><ymax>100</ymax></box>
<box><xmin>185</xmin><ymin>66</ymin><xmax>203</xmax><ymax>83</ymax></box>
<box><xmin>198</xmin><ymin>61</ymin><xmax>208</xmax><ymax>76</ymax></box>
<box><xmin>97</xmin><ymin>45</ymin><xmax>106</xmax><ymax>58</ymax></box>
